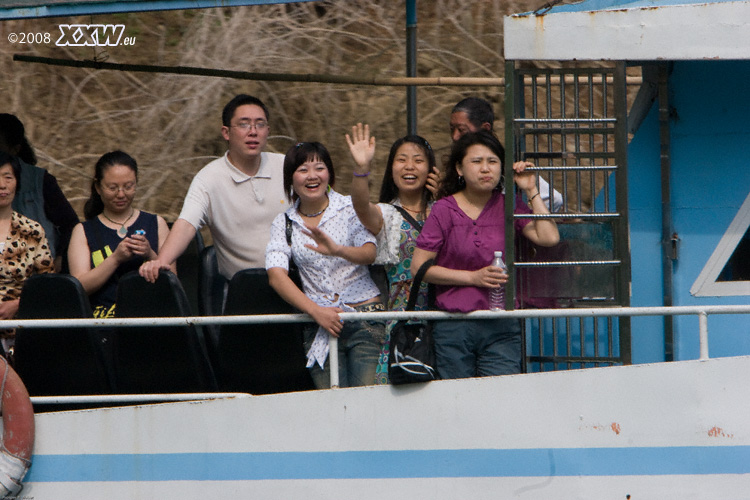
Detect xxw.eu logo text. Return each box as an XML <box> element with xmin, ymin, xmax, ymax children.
<box><xmin>55</xmin><ymin>24</ymin><xmax>135</xmax><ymax>46</ymax></box>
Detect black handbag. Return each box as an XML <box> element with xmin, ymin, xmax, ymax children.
<box><xmin>388</xmin><ymin>259</ymin><xmax>439</xmax><ymax>385</ymax></box>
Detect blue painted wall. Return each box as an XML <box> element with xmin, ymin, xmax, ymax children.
<box><xmin>627</xmin><ymin>60</ymin><xmax>750</xmax><ymax>363</ymax></box>
<box><xmin>625</xmin><ymin>95</ymin><xmax>665</xmax><ymax>364</ymax></box>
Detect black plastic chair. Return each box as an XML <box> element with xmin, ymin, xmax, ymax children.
<box><xmin>197</xmin><ymin>245</ymin><xmax>227</xmax><ymax>371</ymax></box>
<box><xmin>175</xmin><ymin>228</ymin><xmax>205</xmax><ymax>316</ymax></box>
<box><xmin>114</xmin><ymin>270</ymin><xmax>218</xmax><ymax>393</ymax></box>
<box><xmin>216</xmin><ymin>268</ymin><xmax>314</xmax><ymax>394</ymax></box>
<box><xmin>198</xmin><ymin>245</ymin><xmax>226</xmax><ymax>319</ymax></box>
<box><xmin>14</xmin><ymin>274</ymin><xmax>114</xmax><ymax>396</ymax></box>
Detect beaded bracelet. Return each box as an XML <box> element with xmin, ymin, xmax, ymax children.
<box><xmin>353</xmin><ymin>171</ymin><xmax>370</xmax><ymax>177</ymax></box>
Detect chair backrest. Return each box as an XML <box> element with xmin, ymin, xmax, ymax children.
<box><xmin>198</xmin><ymin>245</ymin><xmax>226</xmax><ymax>317</ymax></box>
<box><xmin>15</xmin><ymin>274</ymin><xmax>114</xmax><ymax>396</ymax></box>
<box><xmin>175</xmin><ymin>229</ymin><xmax>205</xmax><ymax>316</ymax></box>
<box><xmin>217</xmin><ymin>268</ymin><xmax>315</xmax><ymax>394</ymax></box>
<box><xmin>114</xmin><ymin>270</ymin><xmax>218</xmax><ymax>393</ymax></box>
<box><xmin>197</xmin><ymin>245</ymin><xmax>226</xmax><ymax>372</ymax></box>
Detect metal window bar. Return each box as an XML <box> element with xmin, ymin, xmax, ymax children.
<box><xmin>505</xmin><ymin>62</ymin><xmax>632</xmax><ymax>371</ymax></box>
<box><xmin>558</xmin><ymin>73</ymin><xmax>566</xmax><ymax>214</ymax></box>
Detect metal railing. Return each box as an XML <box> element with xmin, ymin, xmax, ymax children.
<box><xmin>3</xmin><ymin>304</ymin><xmax>748</xmax><ymax>401</ymax></box>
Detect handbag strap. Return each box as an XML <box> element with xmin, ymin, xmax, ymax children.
<box><xmin>406</xmin><ymin>259</ymin><xmax>434</xmax><ymax>312</ymax></box>
<box><xmin>284</xmin><ymin>213</ymin><xmax>293</xmax><ymax>246</ymax></box>
<box><xmin>393</xmin><ymin>205</ymin><xmax>423</xmax><ymax>232</ymax></box>
<box><xmin>284</xmin><ymin>213</ymin><xmax>299</xmax><ymax>275</ymax></box>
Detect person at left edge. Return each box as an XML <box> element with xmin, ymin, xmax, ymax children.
<box><xmin>67</xmin><ymin>151</ymin><xmax>173</xmax><ymax>318</ymax></box>
<box><xmin>0</xmin><ymin>151</ymin><xmax>54</xmax><ymax>357</ymax></box>
<box><xmin>0</xmin><ymin>113</ymin><xmax>79</xmax><ymax>272</ymax></box>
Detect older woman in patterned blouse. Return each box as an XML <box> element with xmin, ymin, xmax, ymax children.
<box><xmin>0</xmin><ymin>152</ymin><xmax>55</xmax><ymax>356</ymax></box>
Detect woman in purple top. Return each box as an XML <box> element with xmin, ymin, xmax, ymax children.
<box><xmin>411</xmin><ymin>131</ymin><xmax>559</xmax><ymax>379</ymax></box>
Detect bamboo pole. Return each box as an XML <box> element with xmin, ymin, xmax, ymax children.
<box><xmin>13</xmin><ymin>55</ymin><xmax>642</xmax><ymax>87</ymax></box>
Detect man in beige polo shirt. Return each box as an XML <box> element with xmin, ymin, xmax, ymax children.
<box><xmin>140</xmin><ymin>94</ymin><xmax>288</xmax><ymax>283</ymax></box>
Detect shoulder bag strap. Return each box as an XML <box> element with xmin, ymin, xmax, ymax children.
<box><xmin>396</xmin><ymin>207</ymin><xmax>432</xmax><ymax>312</ymax></box>
<box><xmin>392</xmin><ymin>205</ymin><xmax>423</xmax><ymax>232</ymax></box>
<box><xmin>284</xmin><ymin>213</ymin><xmax>301</xmax><ymax>285</ymax></box>
<box><xmin>405</xmin><ymin>258</ymin><xmax>434</xmax><ymax>312</ymax></box>
<box><xmin>284</xmin><ymin>213</ymin><xmax>293</xmax><ymax>246</ymax></box>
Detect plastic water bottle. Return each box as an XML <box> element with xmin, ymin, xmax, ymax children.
<box><xmin>489</xmin><ymin>251</ymin><xmax>506</xmax><ymax>311</ymax></box>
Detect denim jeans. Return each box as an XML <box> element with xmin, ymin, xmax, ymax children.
<box><xmin>432</xmin><ymin>318</ymin><xmax>522</xmax><ymax>379</ymax></box>
<box><xmin>303</xmin><ymin>304</ymin><xmax>386</xmax><ymax>389</ymax></box>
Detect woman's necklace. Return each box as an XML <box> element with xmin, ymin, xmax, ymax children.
<box><xmin>400</xmin><ymin>205</ymin><xmax>422</xmax><ymax>214</ymax></box>
<box><xmin>102</xmin><ymin>209</ymin><xmax>135</xmax><ymax>238</ymax></box>
<box><xmin>298</xmin><ymin>199</ymin><xmax>329</xmax><ymax>218</ymax></box>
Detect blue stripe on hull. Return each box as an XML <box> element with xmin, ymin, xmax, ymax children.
<box><xmin>26</xmin><ymin>446</ymin><xmax>750</xmax><ymax>482</ymax></box>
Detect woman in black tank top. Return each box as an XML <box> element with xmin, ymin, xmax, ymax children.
<box><xmin>67</xmin><ymin>151</ymin><xmax>174</xmax><ymax>318</ymax></box>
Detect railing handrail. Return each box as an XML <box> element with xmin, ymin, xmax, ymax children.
<box><xmin>8</xmin><ymin>304</ymin><xmax>749</xmax><ymax>393</ymax></box>
<box><xmin>4</xmin><ymin>304</ymin><xmax>749</xmax><ymax>330</ymax></box>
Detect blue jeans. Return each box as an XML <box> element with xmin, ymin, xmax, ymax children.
<box><xmin>303</xmin><ymin>304</ymin><xmax>386</xmax><ymax>389</ymax></box>
<box><xmin>432</xmin><ymin>318</ymin><xmax>522</xmax><ymax>379</ymax></box>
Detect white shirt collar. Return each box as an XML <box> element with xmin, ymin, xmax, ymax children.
<box><xmin>223</xmin><ymin>151</ymin><xmax>272</xmax><ymax>183</ymax></box>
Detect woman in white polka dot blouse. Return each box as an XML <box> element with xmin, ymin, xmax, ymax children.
<box><xmin>265</xmin><ymin>142</ymin><xmax>386</xmax><ymax>389</ymax></box>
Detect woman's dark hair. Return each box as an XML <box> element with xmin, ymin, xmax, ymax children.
<box><xmin>378</xmin><ymin>135</ymin><xmax>436</xmax><ymax>215</ymax></box>
<box><xmin>84</xmin><ymin>151</ymin><xmax>138</xmax><ymax>220</ymax></box>
<box><xmin>438</xmin><ymin>130</ymin><xmax>505</xmax><ymax>199</ymax></box>
<box><xmin>0</xmin><ymin>151</ymin><xmax>21</xmax><ymax>193</ymax></box>
<box><xmin>282</xmin><ymin>142</ymin><xmax>335</xmax><ymax>202</ymax></box>
<box><xmin>0</xmin><ymin>113</ymin><xmax>37</xmax><ymax>165</ymax></box>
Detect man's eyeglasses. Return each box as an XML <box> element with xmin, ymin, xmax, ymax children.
<box><xmin>232</xmin><ymin>120</ymin><xmax>268</xmax><ymax>131</ymax></box>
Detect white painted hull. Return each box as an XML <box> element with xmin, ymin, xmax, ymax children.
<box><xmin>22</xmin><ymin>356</ymin><xmax>750</xmax><ymax>499</ymax></box>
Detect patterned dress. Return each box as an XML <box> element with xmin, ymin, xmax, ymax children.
<box><xmin>373</xmin><ymin>203</ymin><xmax>431</xmax><ymax>384</ymax></box>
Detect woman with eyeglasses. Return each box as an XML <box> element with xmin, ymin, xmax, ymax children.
<box><xmin>68</xmin><ymin>151</ymin><xmax>173</xmax><ymax>318</ymax></box>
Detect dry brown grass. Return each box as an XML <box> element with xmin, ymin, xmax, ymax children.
<box><xmin>1</xmin><ymin>0</ymin><xmax>571</xmax><ymax>225</ymax></box>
